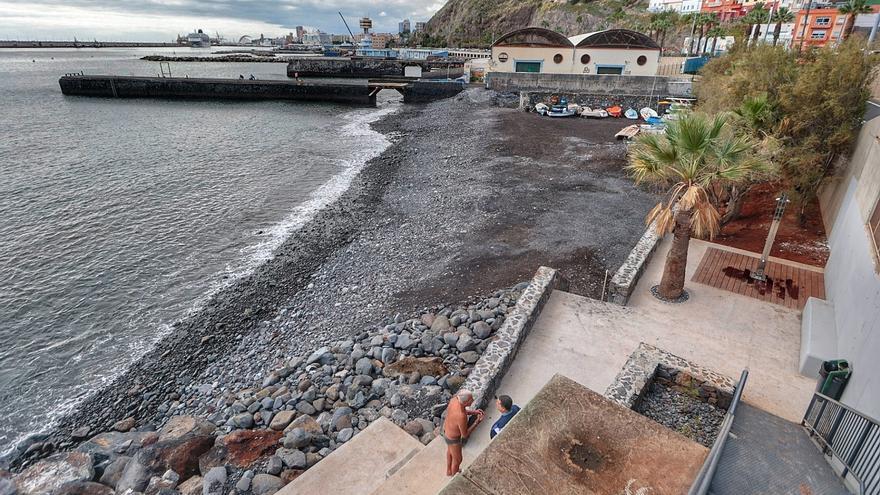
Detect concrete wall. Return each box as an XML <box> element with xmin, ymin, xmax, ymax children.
<box><xmin>401</xmin><ymin>81</ymin><xmax>465</xmax><ymax>104</ymax></box>
<box><xmin>489</xmin><ymin>46</ymin><xmax>660</xmax><ymax>76</ymax></box>
<box><xmin>286</xmin><ymin>58</ymin><xmax>420</xmax><ymax>78</ymax></box>
<box><xmin>58</xmin><ymin>75</ymin><xmax>376</xmax><ymax>105</ymax></box>
<box><xmin>815</xmin><ymin>117</ymin><xmax>880</xmax><ymax>419</ymax></box>
<box><xmin>486</xmin><ymin>72</ymin><xmax>692</xmax><ymax>97</ymax></box>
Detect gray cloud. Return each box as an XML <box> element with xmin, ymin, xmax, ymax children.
<box><xmin>0</xmin><ymin>0</ymin><xmax>443</xmax><ymax>40</ymax></box>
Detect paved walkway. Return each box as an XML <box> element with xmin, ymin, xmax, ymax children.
<box><xmin>460</xmin><ymin>237</ymin><xmax>817</xmax><ymax>471</ymax></box>
<box><xmin>709</xmin><ymin>403</ymin><xmax>849</xmax><ymax>495</ymax></box>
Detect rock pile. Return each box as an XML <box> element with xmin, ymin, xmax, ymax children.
<box><xmin>6</xmin><ymin>285</ymin><xmax>524</xmax><ymax>495</ymax></box>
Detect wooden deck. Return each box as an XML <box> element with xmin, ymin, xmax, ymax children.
<box><xmin>692</xmin><ymin>246</ymin><xmax>825</xmax><ymax>310</ymax></box>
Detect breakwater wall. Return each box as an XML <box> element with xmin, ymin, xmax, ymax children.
<box><xmin>401</xmin><ymin>81</ymin><xmax>466</xmax><ymax>103</ymax></box>
<box><xmin>58</xmin><ymin>75</ymin><xmax>376</xmax><ymax>105</ymax></box>
<box><xmin>486</xmin><ymin>72</ymin><xmax>693</xmax><ymax>110</ymax></box>
<box><xmin>287</xmin><ymin>57</ymin><xmax>421</xmax><ymax>78</ymax></box>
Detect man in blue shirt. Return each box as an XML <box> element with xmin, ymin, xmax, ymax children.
<box><xmin>490</xmin><ymin>395</ymin><xmax>520</xmax><ymax>439</ymax></box>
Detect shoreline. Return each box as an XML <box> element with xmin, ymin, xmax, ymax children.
<box><xmin>5</xmin><ymin>101</ymin><xmax>418</xmax><ymax>468</ymax></box>
<box><xmin>7</xmin><ymin>89</ymin><xmax>659</xmax><ymax>472</ymax></box>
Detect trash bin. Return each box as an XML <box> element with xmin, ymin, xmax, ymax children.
<box><xmin>817</xmin><ymin>359</ymin><xmax>851</xmax><ymax>400</ymax></box>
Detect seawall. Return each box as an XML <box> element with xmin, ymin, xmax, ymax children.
<box><xmin>486</xmin><ymin>72</ymin><xmax>694</xmax><ymax>110</ymax></box>
<box><xmin>58</xmin><ymin>75</ymin><xmax>376</xmax><ymax>105</ymax></box>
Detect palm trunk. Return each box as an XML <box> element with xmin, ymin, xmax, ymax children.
<box><xmin>658</xmin><ymin>209</ymin><xmax>692</xmax><ymax>299</ymax></box>
<box><xmin>721</xmin><ymin>185</ymin><xmax>750</xmax><ymax>225</ymax></box>
<box><xmin>660</xmin><ymin>30</ymin><xmax>667</xmax><ymax>49</ymax></box>
<box><xmin>773</xmin><ymin>22</ymin><xmax>782</xmax><ymax>45</ymax></box>
<box><xmin>752</xmin><ymin>23</ymin><xmax>761</xmax><ymax>44</ymax></box>
<box><xmin>843</xmin><ymin>15</ymin><xmax>855</xmax><ymax>40</ymax></box>
<box><xmin>711</xmin><ymin>36</ymin><xmax>718</xmax><ymax>55</ymax></box>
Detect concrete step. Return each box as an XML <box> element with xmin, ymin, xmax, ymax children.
<box><xmin>369</xmin><ymin>437</ymin><xmax>452</xmax><ymax>495</ymax></box>
<box><xmin>276</xmin><ymin>417</ymin><xmax>423</xmax><ymax>495</ymax></box>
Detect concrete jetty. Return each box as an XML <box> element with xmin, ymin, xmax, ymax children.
<box><xmin>58</xmin><ymin>74</ymin><xmax>465</xmax><ymax>105</ymax></box>
<box><xmin>58</xmin><ymin>75</ymin><xmax>376</xmax><ymax>105</ymax></box>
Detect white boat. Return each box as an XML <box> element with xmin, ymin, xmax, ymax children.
<box><xmin>624</xmin><ymin>108</ymin><xmax>639</xmax><ymax>120</ymax></box>
<box><xmin>535</xmin><ymin>103</ymin><xmax>549</xmax><ymax>116</ymax></box>
<box><xmin>639</xmin><ymin>107</ymin><xmax>659</xmax><ymax>120</ymax></box>
<box><xmin>548</xmin><ymin>108</ymin><xmax>577</xmax><ymax>117</ymax></box>
<box><xmin>581</xmin><ymin>107</ymin><xmax>609</xmax><ymax>118</ymax></box>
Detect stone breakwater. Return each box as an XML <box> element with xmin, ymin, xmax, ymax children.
<box><xmin>4</xmin><ymin>285</ymin><xmax>525</xmax><ymax>495</ymax></box>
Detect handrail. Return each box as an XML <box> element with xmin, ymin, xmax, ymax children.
<box><xmin>802</xmin><ymin>392</ymin><xmax>880</xmax><ymax>494</ymax></box>
<box><xmin>688</xmin><ymin>369</ymin><xmax>749</xmax><ymax>495</ymax></box>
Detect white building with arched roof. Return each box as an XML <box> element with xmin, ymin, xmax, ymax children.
<box><xmin>490</xmin><ymin>28</ymin><xmax>661</xmax><ymax>77</ymax></box>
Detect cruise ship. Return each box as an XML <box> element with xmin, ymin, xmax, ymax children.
<box><xmin>187</xmin><ymin>29</ymin><xmax>210</xmax><ymax>48</ymax></box>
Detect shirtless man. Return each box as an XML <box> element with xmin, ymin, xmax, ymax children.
<box><xmin>443</xmin><ymin>389</ymin><xmax>483</xmax><ymax>476</ymax></box>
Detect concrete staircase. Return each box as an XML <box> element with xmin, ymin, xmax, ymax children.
<box><xmin>370</xmin><ymin>437</ymin><xmax>451</xmax><ymax>495</ymax></box>
<box><xmin>276</xmin><ymin>417</ymin><xmax>431</xmax><ymax>495</ymax></box>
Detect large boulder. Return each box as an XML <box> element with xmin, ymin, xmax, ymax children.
<box><xmin>76</xmin><ymin>431</ymin><xmax>158</xmax><ymax>463</ymax></box>
<box><xmin>97</xmin><ymin>455</ymin><xmax>130</xmax><ymax>489</ymax></box>
<box><xmin>177</xmin><ymin>475</ymin><xmax>202</xmax><ymax>495</ymax></box>
<box><xmin>268</xmin><ymin>411</ymin><xmax>295</xmax><ymax>431</ymax></box>
<box><xmin>383</xmin><ymin>357</ymin><xmax>448</xmax><ymax>379</ymax></box>
<box><xmin>52</xmin><ymin>481</ymin><xmax>114</xmax><ymax>495</ymax></box>
<box><xmin>198</xmin><ymin>429</ymin><xmax>282</xmax><ymax>474</ymax></box>
<box><xmin>283</xmin><ymin>415</ymin><xmax>322</xmax><ymax>436</ymax></box>
<box><xmin>251</xmin><ymin>474</ymin><xmax>283</xmax><ymax>495</ymax></box>
<box><xmin>115</xmin><ymin>417</ymin><xmax>215</xmax><ymax>493</ymax></box>
<box><xmin>201</xmin><ymin>467</ymin><xmax>226</xmax><ymax>495</ymax></box>
<box><xmin>158</xmin><ymin>416</ymin><xmax>216</xmax><ymax>442</ymax></box>
<box><xmin>14</xmin><ymin>452</ymin><xmax>94</xmax><ymax>495</ymax></box>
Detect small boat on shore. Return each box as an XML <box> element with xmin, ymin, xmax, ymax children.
<box><xmin>616</xmin><ymin>124</ymin><xmax>641</xmax><ymax>140</ymax></box>
<box><xmin>547</xmin><ymin>97</ymin><xmax>577</xmax><ymax>117</ymax></box>
<box><xmin>606</xmin><ymin>105</ymin><xmax>623</xmax><ymax>118</ymax></box>
<box><xmin>640</xmin><ymin>107</ymin><xmax>659</xmax><ymax>121</ymax></box>
<box><xmin>581</xmin><ymin>107</ymin><xmax>608</xmax><ymax>118</ymax></box>
<box><xmin>624</xmin><ymin>108</ymin><xmax>638</xmax><ymax>120</ymax></box>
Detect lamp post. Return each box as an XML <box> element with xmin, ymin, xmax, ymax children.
<box><xmin>752</xmin><ymin>193</ymin><xmax>790</xmax><ymax>282</ymax></box>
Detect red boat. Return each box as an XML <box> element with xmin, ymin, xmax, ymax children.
<box><xmin>606</xmin><ymin>105</ymin><xmax>623</xmax><ymax>118</ymax></box>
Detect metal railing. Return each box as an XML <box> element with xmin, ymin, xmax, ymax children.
<box><xmin>803</xmin><ymin>392</ymin><xmax>880</xmax><ymax>494</ymax></box>
<box><xmin>688</xmin><ymin>369</ymin><xmax>749</xmax><ymax>495</ymax></box>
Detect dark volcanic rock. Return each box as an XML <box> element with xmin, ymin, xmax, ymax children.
<box><xmin>52</xmin><ymin>481</ymin><xmax>115</xmax><ymax>495</ymax></box>
<box><xmin>14</xmin><ymin>452</ymin><xmax>93</xmax><ymax>495</ymax></box>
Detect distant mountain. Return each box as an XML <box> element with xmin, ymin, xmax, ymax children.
<box><xmin>421</xmin><ymin>0</ymin><xmax>652</xmax><ymax>48</ymax></box>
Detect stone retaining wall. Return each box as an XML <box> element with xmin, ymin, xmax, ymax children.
<box><xmin>604</xmin><ymin>342</ymin><xmax>735</xmax><ymax>410</ymax></box>
<box><xmin>486</xmin><ymin>72</ymin><xmax>693</xmax><ymax>97</ymax></box>
<box><xmin>461</xmin><ymin>266</ymin><xmax>562</xmax><ymax>410</ymax></box>
<box><xmin>607</xmin><ymin>222</ymin><xmax>662</xmax><ymax>305</ymax></box>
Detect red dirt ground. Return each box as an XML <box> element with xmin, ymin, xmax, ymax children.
<box><xmin>712</xmin><ymin>182</ymin><xmax>830</xmax><ymax>267</ymax></box>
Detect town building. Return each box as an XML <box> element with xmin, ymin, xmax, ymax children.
<box><xmin>295</xmin><ymin>26</ymin><xmax>305</xmax><ymax>42</ymax></box>
<box><xmin>700</xmin><ymin>0</ymin><xmax>746</xmax><ymax>21</ymax></box>
<box><xmin>489</xmin><ymin>27</ymin><xmax>660</xmax><ymax>76</ymax></box>
<box><xmin>399</xmin><ymin>19</ymin><xmax>411</xmax><ymax>34</ymax></box>
<box><xmin>414</xmin><ymin>22</ymin><xmax>427</xmax><ymax>33</ymax></box>
<box><xmin>792</xmin><ymin>4</ymin><xmax>880</xmax><ymax>48</ymax></box>
<box><xmin>649</xmin><ymin>0</ymin><xmax>704</xmax><ymax>13</ymax></box>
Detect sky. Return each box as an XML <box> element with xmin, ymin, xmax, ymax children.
<box><xmin>0</xmin><ymin>0</ymin><xmax>447</xmax><ymax>41</ymax></box>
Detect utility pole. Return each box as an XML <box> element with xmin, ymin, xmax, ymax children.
<box><xmin>798</xmin><ymin>0</ymin><xmax>812</xmax><ymax>53</ymax></box>
<box><xmin>869</xmin><ymin>9</ymin><xmax>880</xmax><ymax>46</ymax></box>
<box><xmin>762</xmin><ymin>3</ymin><xmax>776</xmax><ymax>44</ymax></box>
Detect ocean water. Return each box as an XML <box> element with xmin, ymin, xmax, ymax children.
<box><xmin>0</xmin><ymin>47</ymin><xmax>398</xmax><ymax>454</ymax></box>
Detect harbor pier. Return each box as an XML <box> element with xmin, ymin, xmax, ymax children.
<box><xmin>58</xmin><ymin>75</ymin><xmax>465</xmax><ymax>106</ymax></box>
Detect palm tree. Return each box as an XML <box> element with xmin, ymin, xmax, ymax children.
<box><xmin>704</xmin><ymin>26</ymin><xmax>726</xmax><ymax>55</ymax></box>
<box><xmin>838</xmin><ymin>0</ymin><xmax>873</xmax><ymax>41</ymax></box>
<box><xmin>772</xmin><ymin>7</ymin><xmax>795</xmax><ymax>46</ymax></box>
<box><xmin>695</xmin><ymin>13</ymin><xmax>717</xmax><ymax>55</ymax></box>
<box><xmin>627</xmin><ymin>114</ymin><xmax>760</xmax><ymax>300</ymax></box>
<box><xmin>749</xmin><ymin>3</ymin><xmax>769</xmax><ymax>46</ymax></box>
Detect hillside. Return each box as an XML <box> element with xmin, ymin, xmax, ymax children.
<box><xmin>421</xmin><ymin>0</ymin><xmax>652</xmax><ymax>48</ymax></box>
